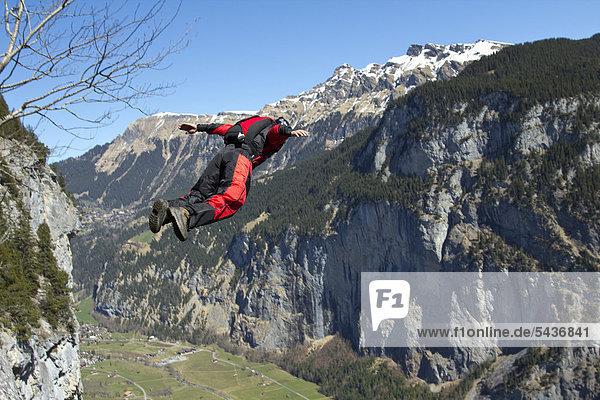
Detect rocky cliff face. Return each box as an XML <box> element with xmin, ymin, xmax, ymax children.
<box><xmin>91</xmin><ymin>93</ymin><xmax>600</xmax><ymax>389</ymax></box>
<box><xmin>70</xmin><ymin>35</ymin><xmax>600</xmax><ymax>397</ymax></box>
<box><xmin>0</xmin><ymin>137</ymin><xmax>81</xmax><ymax>399</ymax></box>
<box><xmin>473</xmin><ymin>347</ymin><xmax>600</xmax><ymax>399</ymax></box>
<box><xmin>212</xmin><ymin>96</ymin><xmax>598</xmax><ymax>393</ymax></box>
<box><xmin>0</xmin><ymin>331</ymin><xmax>80</xmax><ymax>400</ymax></box>
<box><xmin>56</xmin><ymin>40</ymin><xmax>508</xmax><ymax>210</ymax></box>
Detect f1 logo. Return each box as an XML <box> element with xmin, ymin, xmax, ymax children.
<box><xmin>369</xmin><ymin>280</ymin><xmax>410</xmax><ymax>331</ymax></box>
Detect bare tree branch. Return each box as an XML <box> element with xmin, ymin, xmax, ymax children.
<box><xmin>0</xmin><ymin>0</ymin><xmax>189</xmax><ymax>138</ymax></box>
<box><xmin>0</xmin><ymin>0</ymin><xmax>74</xmax><ymax>74</ymax></box>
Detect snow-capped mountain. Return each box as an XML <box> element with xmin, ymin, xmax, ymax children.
<box><xmin>261</xmin><ymin>40</ymin><xmax>508</xmax><ymax>127</ymax></box>
<box><xmin>55</xmin><ymin>40</ymin><xmax>510</xmax><ymax>209</ymax></box>
<box><xmin>257</xmin><ymin>40</ymin><xmax>509</xmax><ymax>171</ymax></box>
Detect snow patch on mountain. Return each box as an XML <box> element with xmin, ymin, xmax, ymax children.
<box><xmin>387</xmin><ymin>40</ymin><xmax>507</xmax><ymax>73</ymax></box>
<box><xmin>260</xmin><ymin>40</ymin><xmax>511</xmax><ymax>130</ymax></box>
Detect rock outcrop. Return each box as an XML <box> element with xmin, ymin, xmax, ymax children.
<box><xmin>0</xmin><ymin>138</ymin><xmax>81</xmax><ymax>399</ymax></box>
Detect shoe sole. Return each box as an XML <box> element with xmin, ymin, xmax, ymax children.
<box><xmin>149</xmin><ymin>199</ymin><xmax>169</xmax><ymax>233</ymax></box>
<box><xmin>169</xmin><ymin>207</ymin><xmax>188</xmax><ymax>242</ymax></box>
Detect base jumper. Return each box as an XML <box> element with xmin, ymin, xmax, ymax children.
<box><xmin>148</xmin><ymin>115</ymin><xmax>309</xmax><ymax>241</ymax></box>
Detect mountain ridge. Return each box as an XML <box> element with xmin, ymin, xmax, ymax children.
<box><xmin>66</xmin><ymin>35</ymin><xmax>600</xmax><ymax>398</ymax></box>
<box><xmin>55</xmin><ymin>39</ymin><xmax>509</xmax><ymax>210</ymax></box>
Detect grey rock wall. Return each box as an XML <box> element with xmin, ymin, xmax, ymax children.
<box><xmin>221</xmin><ymin>96</ymin><xmax>600</xmax><ymax>384</ymax></box>
<box><xmin>0</xmin><ymin>138</ymin><xmax>82</xmax><ymax>400</ymax></box>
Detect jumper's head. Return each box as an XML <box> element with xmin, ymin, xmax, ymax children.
<box><xmin>275</xmin><ymin>117</ymin><xmax>291</xmax><ymax>127</ymax></box>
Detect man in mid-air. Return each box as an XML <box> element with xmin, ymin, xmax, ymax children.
<box><xmin>149</xmin><ymin>115</ymin><xmax>309</xmax><ymax>241</ymax></box>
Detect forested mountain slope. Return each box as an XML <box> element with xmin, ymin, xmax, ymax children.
<box><xmin>72</xmin><ymin>35</ymin><xmax>600</xmax><ymax>399</ymax></box>
<box><xmin>0</xmin><ymin>97</ymin><xmax>81</xmax><ymax>399</ymax></box>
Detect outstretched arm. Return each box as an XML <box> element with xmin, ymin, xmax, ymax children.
<box><xmin>178</xmin><ymin>122</ymin><xmax>233</xmax><ymax>136</ymax></box>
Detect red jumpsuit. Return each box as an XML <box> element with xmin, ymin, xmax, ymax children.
<box><xmin>168</xmin><ymin>116</ymin><xmax>292</xmax><ymax>229</ymax></box>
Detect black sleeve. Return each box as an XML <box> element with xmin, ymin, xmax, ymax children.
<box><xmin>196</xmin><ymin>123</ymin><xmax>224</xmax><ymax>133</ymax></box>
<box><xmin>277</xmin><ymin>124</ymin><xmax>293</xmax><ymax>136</ymax></box>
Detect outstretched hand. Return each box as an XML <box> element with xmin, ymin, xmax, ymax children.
<box><xmin>290</xmin><ymin>129</ymin><xmax>310</xmax><ymax>137</ymax></box>
<box><xmin>178</xmin><ymin>123</ymin><xmax>197</xmax><ymax>134</ymax></box>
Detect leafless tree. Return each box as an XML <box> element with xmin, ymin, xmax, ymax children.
<box><xmin>0</xmin><ymin>0</ymin><xmax>188</xmax><ymax>136</ymax></box>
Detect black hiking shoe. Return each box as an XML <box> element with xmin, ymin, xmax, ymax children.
<box><xmin>149</xmin><ymin>199</ymin><xmax>170</xmax><ymax>233</ymax></box>
<box><xmin>169</xmin><ymin>206</ymin><xmax>190</xmax><ymax>242</ymax></box>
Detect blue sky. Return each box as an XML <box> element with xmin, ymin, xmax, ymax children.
<box><xmin>4</xmin><ymin>0</ymin><xmax>600</xmax><ymax>160</ymax></box>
